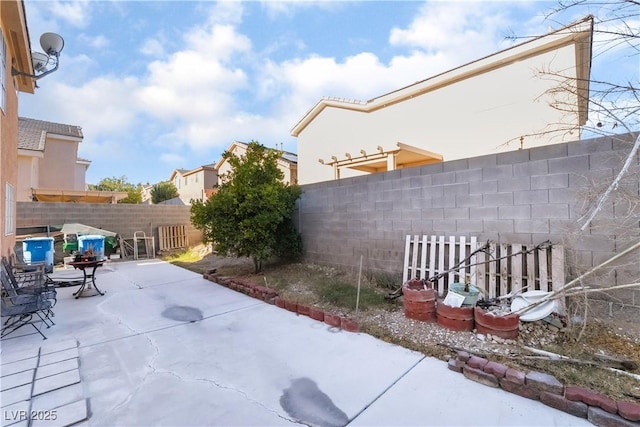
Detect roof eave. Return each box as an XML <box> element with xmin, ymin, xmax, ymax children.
<box><xmin>290</xmin><ymin>15</ymin><xmax>594</xmax><ymax>137</ymax></box>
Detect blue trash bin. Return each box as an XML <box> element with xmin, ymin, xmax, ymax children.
<box><xmin>23</xmin><ymin>237</ymin><xmax>55</xmax><ymax>273</ymax></box>
<box><xmin>78</xmin><ymin>235</ymin><xmax>106</xmax><ymax>260</ymax></box>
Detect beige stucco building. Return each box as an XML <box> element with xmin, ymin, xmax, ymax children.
<box><xmin>170</xmin><ymin>164</ymin><xmax>218</xmax><ymax>204</ymax></box>
<box><xmin>292</xmin><ymin>17</ymin><xmax>593</xmax><ymax>185</ymax></box>
<box><xmin>216</xmin><ymin>141</ymin><xmax>298</xmax><ymax>186</ymax></box>
<box><xmin>17</xmin><ymin>117</ymin><xmax>88</xmax><ymax>201</ymax></box>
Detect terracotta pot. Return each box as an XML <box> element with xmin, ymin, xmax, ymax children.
<box><xmin>474</xmin><ymin>307</ymin><xmax>519</xmax><ymax>340</ymax></box>
<box><xmin>437</xmin><ymin>302</ymin><xmax>475</xmax><ymax>332</ymax></box>
<box><xmin>402</xmin><ymin>280</ymin><xmax>437</xmax><ymax>322</ymax></box>
<box><xmin>308</xmin><ymin>307</ymin><xmax>324</xmax><ymax>322</ymax></box>
<box><xmin>341</xmin><ymin>317</ymin><xmax>359</xmax><ymax>332</ymax></box>
<box><xmin>274</xmin><ymin>297</ymin><xmax>286</xmax><ymax>308</ymax></box>
<box><xmin>324</xmin><ymin>312</ymin><xmax>341</xmax><ymax>327</ymax></box>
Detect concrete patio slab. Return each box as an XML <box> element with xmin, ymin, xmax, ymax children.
<box><xmin>1</xmin><ymin>259</ymin><xmax>592</xmax><ymax>426</ymax></box>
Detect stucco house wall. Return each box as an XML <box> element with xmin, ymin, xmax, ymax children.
<box><xmin>217</xmin><ymin>141</ymin><xmax>298</xmax><ymax>185</ymax></box>
<box><xmin>17</xmin><ymin>117</ymin><xmax>87</xmax><ymax>201</ymax></box>
<box><xmin>293</xmin><ymin>18</ymin><xmax>592</xmax><ymax>185</ymax></box>
<box><xmin>1</xmin><ymin>0</ymin><xmax>37</xmax><ymax>258</ymax></box>
<box><xmin>170</xmin><ymin>164</ymin><xmax>218</xmax><ymax>204</ymax></box>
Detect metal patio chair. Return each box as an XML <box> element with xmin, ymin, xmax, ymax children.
<box><xmin>1</xmin><ymin>269</ymin><xmax>54</xmax><ymax>340</ymax></box>
<box><xmin>1</xmin><ymin>257</ymin><xmax>57</xmax><ymax>307</ymax></box>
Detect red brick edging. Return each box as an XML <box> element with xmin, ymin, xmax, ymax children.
<box><xmin>448</xmin><ymin>351</ymin><xmax>640</xmax><ymax>426</ymax></box>
<box><xmin>203</xmin><ymin>273</ymin><xmax>359</xmax><ymax>333</ymax></box>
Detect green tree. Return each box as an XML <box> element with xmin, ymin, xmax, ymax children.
<box><xmin>89</xmin><ymin>175</ymin><xmax>142</xmax><ymax>204</ymax></box>
<box><xmin>151</xmin><ymin>181</ymin><xmax>179</xmax><ymax>204</ymax></box>
<box><xmin>191</xmin><ymin>141</ymin><xmax>302</xmax><ymax>272</ymax></box>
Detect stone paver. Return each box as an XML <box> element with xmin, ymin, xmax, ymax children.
<box><xmin>32</xmin><ymin>369</ymin><xmax>81</xmax><ymax>397</ymax></box>
<box><xmin>1</xmin><ymin>357</ymin><xmax>38</xmax><ymax>377</ymax></box>
<box><xmin>40</xmin><ymin>340</ymin><xmax>78</xmax><ymax>356</ymax></box>
<box><xmin>0</xmin><ymin>341</ymin><xmax>87</xmax><ymax>426</ymax></box>
<box><xmin>1</xmin><ymin>370</ymin><xmax>35</xmax><ymax>392</ymax></box>
<box><xmin>38</xmin><ymin>348</ymin><xmax>79</xmax><ymax>366</ymax></box>
<box><xmin>1</xmin><ymin>400</ymin><xmax>30</xmax><ymax>426</ymax></box>
<box><xmin>31</xmin><ymin>399</ymin><xmax>88</xmax><ymax>427</ymax></box>
<box><xmin>0</xmin><ymin>349</ymin><xmax>39</xmax><ymax>366</ymax></box>
<box><xmin>0</xmin><ymin>384</ymin><xmax>31</xmax><ymax>407</ymax></box>
<box><xmin>35</xmin><ymin>358</ymin><xmax>78</xmax><ymax>380</ymax></box>
<box><xmin>31</xmin><ymin>383</ymin><xmax>84</xmax><ymax>412</ymax></box>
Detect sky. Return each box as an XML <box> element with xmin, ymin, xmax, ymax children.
<box><xmin>18</xmin><ymin>0</ymin><xmax>637</xmax><ymax>186</ymax></box>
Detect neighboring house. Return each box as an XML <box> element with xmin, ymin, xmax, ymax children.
<box><xmin>140</xmin><ymin>183</ymin><xmax>154</xmax><ymax>204</ymax></box>
<box><xmin>169</xmin><ymin>164</ymin><xmax>218</xmax><ymax>205</ymax></box>
<box><xmin>291</xmin><ymin>17</ymin><xmax>593</xmax><ymax>185</ymax></box>
<box><xmin>17</xmin><ymin>118</ymin><xmax>127</xmax><ymax>203</ymax></box>
<box><xmin>1</xmin><ymin>0</ymin><xmax>38</xmax><ymax>258</ymax></box>
<box><xmin>216</xmin><ymin>141</ymin><xmax>298</xmax><ymax>186</ymax></box>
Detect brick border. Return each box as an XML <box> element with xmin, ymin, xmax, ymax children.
<box><xmin>448</xmin><ymin>351</ymin><xmax>640</xmax><ymax>425</ymax></box>
<box><xmin>203</xmin><ymin>273</ymin><xmax>359</xmax><ymax>333</ymax></box>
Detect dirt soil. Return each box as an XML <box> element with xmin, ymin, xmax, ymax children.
<box><xmin>169</xmin><ymin>248</ymin><xmax>640</xmax><ymax>403</ymax></box>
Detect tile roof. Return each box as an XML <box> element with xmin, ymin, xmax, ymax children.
<box><xmin>18</xmin><ymin>117</ymin><xmax>83</xmax><ymax>151</ymax></box>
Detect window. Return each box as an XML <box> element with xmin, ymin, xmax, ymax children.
<box><xmin>195</xmin><ymin>173</ymin><xmax>199</xmax><ymax>183</ymax></box>
<box><xmin>175</xmin><ymin>177</ymin><xmax>180</xmax><ymax>189</ymax></box>
<box><xmin>1</xmin><ymin>28</ymin><xmax>7</xmax><ymax>112</ymax></box>
<box><xmin>5</xmin><ymin>183</ymin><xmax>14</xmax><ymax>235</ymax></box>
<box><xmin>185</xmin><ymin>176</ymin><xmax>188</xmax><ymax>186</ymax></box>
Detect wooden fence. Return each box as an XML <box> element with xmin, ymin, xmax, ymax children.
<box><xmin>402</xmin><ymin>235</ymin><xmax>565</xmax><ymax>298</ymax></box>
<box><xmin>158</xmin><ymin>225</ymin><xmax>189</xmax><ymax>251</ymax></box>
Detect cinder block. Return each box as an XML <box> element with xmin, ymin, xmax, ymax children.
<box><xmin>549</xmin><ymin>155</ymin><xmax>590</xmax><ymax>173</ymax></box>
<box><xmin>455</xmin><ymin>194</ymin><xmax>483</xmax><ymax>208</ymax></box>
<box><xmin>568</xmin><ymin>137</ymin><xmax>612</xmax><ymax>155</ymax></box>
<box><xmin>470</xmin><ymin>206</ymin><xmax>498</xmax><ymax>220</ymax></box>
<box><xmin>401</xmin><ymin>167</ymin><xmax>421</xmax><ymax>178</ymax></box>
<box><xmin>483</xmin><ymin>192</ymin><xmax>513</xmax><ymax>207</ymax></box>
<box><xmin>468</xmin><ymin>153</ymin><xmax>497</xmax><ymax>169</ymax></box>
<box><xmin>431</xmin><ymin>194</ymin><xmax>456</xmax><ymax>208</ymax></box>
<box><xmin>531</xmin><ymin>173</ymin><xmax>569</xmax><ymax>190</ymax></box>
<box><xmin>432</xmin><ymin>219</ymin><xmax>457</xmax><ymax>233</ymax></box>
<box><xmin>411</xmin><ymin>220</ymin><xmax>433</xmax><ymax>233</ymax></box>
<box><xmin>514</xmin><ymin>189</ymin><xmax>549</xmax><ymax>205</ymax></box>
<box><xmin>443</xmin><ymin>158</ymin><xmax>470</xmax><ymax>172</ymax></box>
<box><xmin>409</xmin><ymin>176</ymin><xmax>431</xmax><ymax>188</ymax></box>
<box><xmin>431</xmin><ymin>172</ymin><xmax>456</xmax><ymax>186</ymax></box>
<box><xmin>514</xmin><ymin>219</ymin><xmax>549</xmax><ymax>233</ymax></box>
<box><xmin>513</xmin><ymin>160</ymin><xmax>549</xmax><ymax>177</ymax></box>
<box><xmin>421</xmin><ymin>209</ymin><xmax>444</xmax><ymax>220</ymax></box>
<box><xmin>483</xmin><ymin>220</ymin><xmax>514</xmax><ymax>233</ymax></box>
<box><xmin>455</xmin><ymin>168</ymin><xmax>483</xmax><ymax>183</ymax></box>
<box><xmin>569</xmin><ymin>169</ymin><xmax>614</xmax><ymax>188</ymax></box>
<box><xmin>456</xmin><ymin>220</ymin><xmax>483</xmax><ymax>233</ymax></box>
<box><xmin>497</xmin><ymin>149</ymin><xmax>531</xmax><ymax>165</ymax></box>
<box><xmin>499</xmin><ymin>205</ymin><xmax>531</xmax><ymax>220</ymax></box>
<box><xmin>422</xmin><ymin>185</ymin><xmax>444</xmax><ymax>198</ymax></box>
<box><xmin>482</xmin><ymin>165</ymin><xmax>513</xmax><ymax>181</ymax></box>
<box><xmin>531</xmin><ymin>204</ymin><xmax>570</xmax><ymax>219</ymax></box>
<box><xmin>530</xmin><ymin>143</ymin><xmax>568</xmax><ymax>161</ymax></box>
<box><xmin>444</xmin><ymin>208</ymin><xmax>469</xmax><ymax>220</ymax></box>
<box><xmin>470</xmin><ymin>180</ymin><xmax>497</xmax><ymax>195</ymax></box>
<box><xmin>419</xmin><ymin>162</ymin><xmax>443</xmax><ymax>175</ymax></box>
<box><xmin>589</xmin><ymin>151</ymin><xmax>627</xmax><ymax>170</ymax></box>
<box><xmin>498</xmin><ymin>177</ymin><xmax>531</xmax><ymax>192</ymax></box>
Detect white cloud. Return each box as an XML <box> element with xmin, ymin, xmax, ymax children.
<box><xmin>78</xmin><ymin>34</ymin><xmax>109</xmax><ymax>50</ymax></box>
<box><xmin>160</xmin><ymin>153</ymin><xmax>187</xmax><ymax>165</ymax></box>
<box><xmin>389</xmin><ymin>2</ymin><xmax>515</xmax><ymax>62</ymax></box>
<box><xmin>140</xmin><ymin>38</ymin><xmax>165</xmax><ymax>57</ymax></box>
<box><xmin>47</xmin><ymin>0</ymin><xmax>92</xmax><ymax>29</ymax></box>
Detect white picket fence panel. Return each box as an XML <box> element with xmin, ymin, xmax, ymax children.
<box><xmin>403</xmin><ymin>235</ymin><xmax>565</xmax><ymax>298</ymax></box>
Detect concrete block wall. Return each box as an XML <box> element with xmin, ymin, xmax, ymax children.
<box><xmin>297</xmin><ymin>132</ymin><xmax>640</xmax><ymax>313</ymax></box>
<box><xmin>16</xmin><ymin>202</ymin><xmax>202</xmax><ymax>251</ymax></box>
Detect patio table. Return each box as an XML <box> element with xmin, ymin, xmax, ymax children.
<box><xmin>68</xmin><ymin>260</ymin><xmax>105</xmax><ymax>298</ymax></box>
